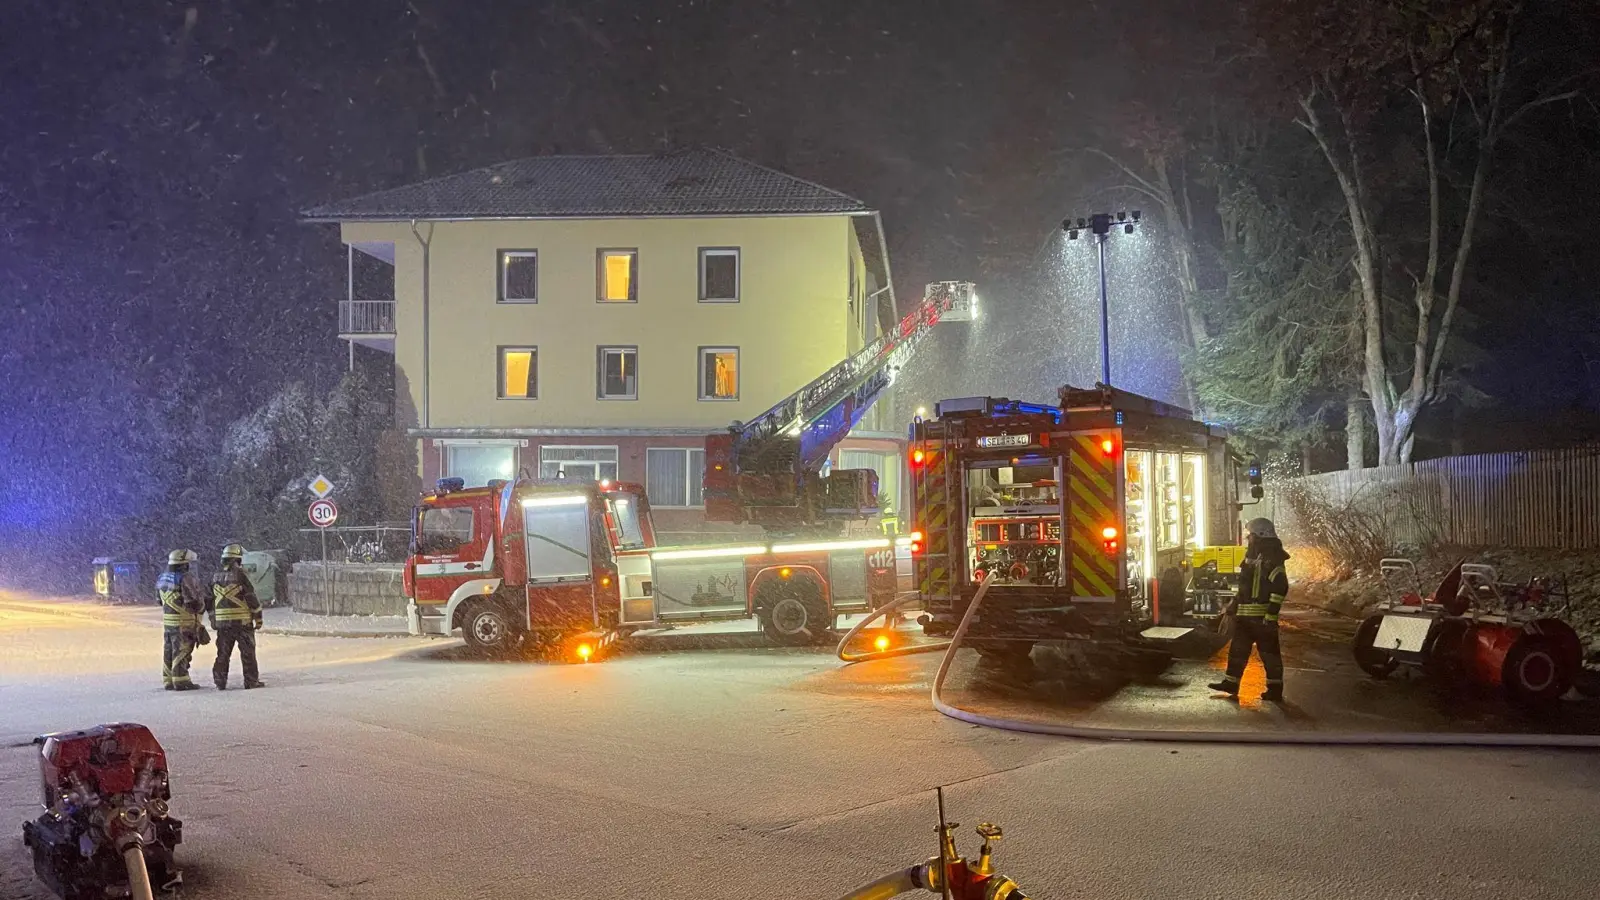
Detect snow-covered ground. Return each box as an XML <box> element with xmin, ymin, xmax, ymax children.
<box><xmin>5</xmin><ymin>592</ymin><xmax>1600</xmax><ymax>899</ymax></box>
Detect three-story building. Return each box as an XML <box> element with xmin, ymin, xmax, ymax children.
<box><xmin>304</xmin><ymin>148</ymin><xmax>905</xmax><ymax>541</ymax></box>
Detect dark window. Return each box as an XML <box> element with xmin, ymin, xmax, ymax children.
<box><xmin>598</xmin><ymin>346</ymin><xmax>638</xmax><ymax>400</ymax></box>
<box><xmin>499</xmin><ymin>251</ymin><xmax>538</xmax><ymax>302</ymax></box>
<box><xmin>699</xmin><ymin>248</ymin><xmax>739</xmax><ymax>302</ymax></box>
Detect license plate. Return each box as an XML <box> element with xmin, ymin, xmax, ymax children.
<box><xmin>977</xmin><ymin>433</ymin><xmax>1031</xmax><ymax>448</ymax></box>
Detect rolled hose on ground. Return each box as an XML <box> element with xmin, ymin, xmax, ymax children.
<box><xmin>838</xmin><ymin>574</ymin><xmax>1600</xmax><ymax>747</ymax></box>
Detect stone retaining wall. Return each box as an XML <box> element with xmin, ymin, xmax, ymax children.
<box><xmin>288</xmin><ymin>562</ymin><xmax>406</xmax><ymax>616</ymax></box>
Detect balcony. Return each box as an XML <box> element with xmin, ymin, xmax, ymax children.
<box><xmin>339</xmin><ymin>300</ymin><xmax>395</xmax><ymax>352</ymax></box>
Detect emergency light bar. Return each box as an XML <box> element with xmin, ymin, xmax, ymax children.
<box><xmin>521</xmin><ymin>494</ymin><xmax>589</xmax><ymax>508</ymax></box>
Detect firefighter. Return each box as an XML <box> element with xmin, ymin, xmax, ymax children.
<box><xmin>210</xmin><ymin>543</ymin><xmax>265</xmax><ymax>690</ymax></box>
<box><xmin>1208</xmin><ymin>518</ymin><xmax>1290</xmax><ymax>702</ymax></box>
<box><xmin>158</xmin><ymin>549</ymin><xmax>208</xmax><ymax>691</ymax></box>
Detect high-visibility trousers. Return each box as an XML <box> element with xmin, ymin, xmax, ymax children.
<box><xmin>213</xmin><ymin>623</ymin><xmax>260</xmax><ymax>687</ymax></box>
<box><xmin>1221</xmin><ymin>617</ymin><xmax>1283</xmax><ymax>688</ymax></box>
<box><xmin>163</xmin><ymin>628</ymin><xmax>197</xmax><ymax>688</ymax></box>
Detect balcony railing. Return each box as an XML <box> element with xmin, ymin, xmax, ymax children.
<box><xmin>339</xmin><ymin>300</ymin><xmax>395</xmax><ymax>335</ymax></box>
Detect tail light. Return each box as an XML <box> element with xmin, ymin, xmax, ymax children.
<box><xmin>1100</xmin><ymin>437</ymin><xmax>1118</xmax><ymax>457</ymax></box>
<box><xmin>910</xmin><ymin>448</ymin><xmax>926</xmax><ymax>467</ymax></box>
<box><xmin>908</xmin><ymin>530</ymin><xmax>924</xmax><ymax>555</ymax></box>
<box><xmin>1101</xmin><ymin>525</ymin><xmax>1119</xmax><ymax>554</ymax></box>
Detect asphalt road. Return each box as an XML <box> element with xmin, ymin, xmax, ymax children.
<box><xmin>5</xmin><ymin>593</ymin><xmax>1600</xmax><ymax>900</ymax></box>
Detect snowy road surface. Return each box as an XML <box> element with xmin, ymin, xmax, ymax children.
<box><xmin>5</xmin><ymin>592</ymin><xmax>1600</xmax><ymax>899</ymax></box>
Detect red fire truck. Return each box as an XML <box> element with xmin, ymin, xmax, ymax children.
<box><xmin>911</xmin><ymin>385</ymin><xmax>1255</xmax><ymax>673</ymax></box>
<box><xmin>402</xmin><ymin>283</ymin><xmax>971</xmax><ymax>655</ymax></box>
<box><xmin>402</xmin><ymin>475</ymin><xmax>902</xmax><ymax>653</ymax></box>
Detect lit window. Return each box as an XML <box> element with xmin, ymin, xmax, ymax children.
<box><xmin>538</xmin><ymin>446</ymin><xmax>619</xmax><ymax>482</ymax></box>
<box><xmin>499</xmin><ymin>250</ymin><xmax>537</xmax><ymax>303</ymax></box>
<box><xmin>445</xmin><ymin>444</ymin><xmax>517</xmax><ymax>488</ymax></box>
<box><xmin>699</xmin><ymin>248</ymin><xmax>739</xmax><ymax>302</ymax></box>
<box><xmin>646</xmin><ymin>448</ymin><xmax>706</xmax><ymax>507</ymax></box>
<box><xmin>598</xmin><ymin>249</ymin><xmax>638</xmax><ymax>302</ymax></box>
<box><xmin>499</xmin><ymin>347</ymin><xmax>537</xmax><ymax>399</ymax></box>
<box><xmin>598</xmin><ymin>346</ymin><xmax>638</xmax><ymax>400</ymax></box>
<box><xmin>698</xmin><ymin>347</ymin><xmax>738</xmax><ymax>400</ymax></box>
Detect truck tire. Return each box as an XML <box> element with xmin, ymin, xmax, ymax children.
<box><xmin>1353</xmin><ymin>615</ymin><xmax>1399</xmax><ymax>679</ymax></box>
<box><xmin>1503</xmin><ymin>636</ymin><xmax>1571</xmax><ymax>707</ymax></box>
<box><xmin>756</xmin><ymin>579</ymin><xmax>831</xmax><ymax>646</ymax></box>
<box><xmin>459</xmin><ymin>599</ymin><xmax>521</xmax><ymax>657</ymax></box>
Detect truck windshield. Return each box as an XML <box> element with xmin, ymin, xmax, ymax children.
<box><xmin>606</xmin><ymin>494</ymin><xmax>645</xmax><ymax>550</ymax></box>
<box><xmin>417</xmin><ymin>507</ymin><xmax>474</xmax><ymax>556</ymax></box>
<box><xmin>524</xmin><ymin>503</ymin><xmax>593</xmax><ymax>581</ymax></box>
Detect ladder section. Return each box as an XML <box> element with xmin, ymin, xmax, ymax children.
<box><xmin>738</xmin><ymin>281</ymin><xmax>971</xmax><ymax>475</ymax></box>
<box><xmin>703</xmin><ymin>282</ymin><xmax>973</xmax><ymax>527</ymax></box>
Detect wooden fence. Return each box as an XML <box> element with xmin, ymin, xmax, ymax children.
<box><xmin>1260</xmin><ymin>446</ymin><xmax>1600</xmax><ymax>550</ymax></box>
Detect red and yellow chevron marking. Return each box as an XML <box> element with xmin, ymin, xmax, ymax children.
<box><xmin>915</xmin><ymin>444</ymin><xmax>951</xmax><ymax>597</ymax></box>
<box><xmin>1067</xmin><ymin>433</ymin><xmax>1120</xmax><ymax>599</ymax></box>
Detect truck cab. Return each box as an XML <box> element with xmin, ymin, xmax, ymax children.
<box><xmin>404</xmin><ymin>476</ymin><xmax>655</xmax><ymax>652</ymax></box>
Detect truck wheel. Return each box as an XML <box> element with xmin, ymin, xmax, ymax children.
<box><xmin>1503</xmin><ymin>636</ymin><xmax>1571</xmax><ymax>706</ymax></box>
<box><xmin>460</xmin><ymin>600</ymin><xmax>520</xmax><ymax>656</ymax></box>
<box><xmin>1422</xmin><ymin>618</ymin><xmax>1470</xmax><ymax>683</ymax></box>
<box><xmin>1353</xmin><ymin>615</ymin><xmax>1399</xmax><ymax>679</ymax></box>
<box><xmin>757</xmin><ymin>580</ymin><xmax>831</xmax><ymax>646</ymax></box>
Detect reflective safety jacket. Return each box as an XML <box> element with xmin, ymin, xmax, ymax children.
<box><xmin>158</xmin><ymin>569</ymin><xmax>207</xmax><ymax>628</ymax></box>
<box><xmin>1235</xmin><ymin>539</ymin><xmax>1291</xmax><ymax>623</ymax></box>
<box><xmin>210</xmin><ymin>563</ymin><xmax>262</xmax><ymax>627</ymax></box>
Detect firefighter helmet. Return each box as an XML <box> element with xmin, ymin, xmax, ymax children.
<box><xmin>167</xmin><ymin>549</ymin><xmax>197</xmax><ymax>567</ymax></box>
<box><xmin>221</xmin><ymin>543</ymin><xmax>246</xmax><ymax>561</ymax></box>
<box><xmin>1244</xmin><ymin>517</ymin><xmax>1277</xmax><ymax>540</ymax></box>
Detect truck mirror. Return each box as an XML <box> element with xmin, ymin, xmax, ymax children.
<box><xmin>1246</xmin><ymin>457</ymin><xmax>1264</xmax><ymax>499</ymax></box>
<box><xmin>1251</xmin><ymin>485</ymin><xmax>1264</xmax><ymax>500</ymax></box>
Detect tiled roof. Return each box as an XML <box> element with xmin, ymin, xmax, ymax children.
<box><xmin>302</xmin><ymin>148</ymin><xmax>869</xmax><ymax>220</ymax></box>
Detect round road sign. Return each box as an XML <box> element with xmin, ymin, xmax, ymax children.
<box><xmin>308</xmin><ymin>498</ymin><xmax>339</xmax><ymax>528</ymax></box>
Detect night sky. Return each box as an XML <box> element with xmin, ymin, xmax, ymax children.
<box><xmin>2</xmin><ymin>0</ymin><xmax>1597</xmax><ymax>562</ymax></box>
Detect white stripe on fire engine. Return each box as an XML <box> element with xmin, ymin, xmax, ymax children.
<box><xmin>651</xmin><ymin>537</ymin><xmax>892</xmax><ymax>562</ymax></box>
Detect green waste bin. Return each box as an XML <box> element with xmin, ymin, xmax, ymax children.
<box><xmin>241</xmin><ymin>550</ymin><xmax>290</xmax><ymax>608</ymax></box>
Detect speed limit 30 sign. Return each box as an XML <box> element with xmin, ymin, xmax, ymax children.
<box><xmin>308</xmin><ymin>498</ymin><xmax>339</xmax><ymax>528</ymax></box>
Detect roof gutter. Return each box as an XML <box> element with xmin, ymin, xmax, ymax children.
<box><xmin>870</xmin><ymin>211</ymin><xmax>897</xmax><ymax>313</ymax></box>
<box><xmin>301</xmin><ymin>209</ymin><xmax>879</xmax><ymax>225</ymax></box>
<box><xmin>409</xmin><ymin>219</ymin><xmax>432</xmax><ymax>429</ymax></box>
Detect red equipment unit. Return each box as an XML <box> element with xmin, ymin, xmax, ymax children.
<box><xmin>1355</xmin><ymin>560</ymin><xmax>1585</xmax><ymax>706</ymax></box>
<box><xmin>23</xmin><ymin>723</ymin><xmax>183</xmax><ymax>899</ymax></box>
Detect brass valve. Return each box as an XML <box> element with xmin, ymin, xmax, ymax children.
<box><xmin>972</xmin><ymin>823</ymin><xmax>1002</xmax><ymax>876</ymax></box>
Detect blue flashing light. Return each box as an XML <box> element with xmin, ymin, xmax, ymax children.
<box><xmin>1115</xmin><ymin>411</ymin><xmax>1124</xmax><ymax>425</ymax></box>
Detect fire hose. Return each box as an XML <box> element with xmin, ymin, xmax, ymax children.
<box><xmin>122</xmin><ymin>846</ymin><xmax>155</xmax><ymax>900</ymax></box>
<box><xmin>838</xmin><ymin>575</ymin><xmax>1600</xmax><ymax>747</ymax></box>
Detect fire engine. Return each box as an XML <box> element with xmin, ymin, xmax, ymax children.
<box><xmin>402</xmin><ymin>283</ymin><xmax>974</xmax><ymax>654</ymax></box>
<box><xmin>911</xmin><ymin>385</ymin><xmax>1257</xmax><ymax>673</ymax></box>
